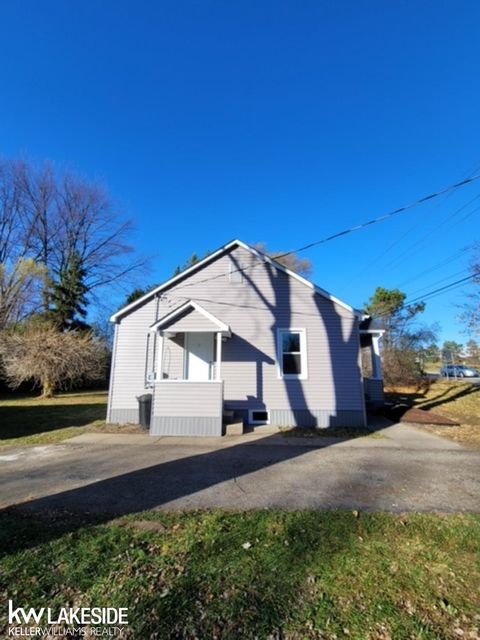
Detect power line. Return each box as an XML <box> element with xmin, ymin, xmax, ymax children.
<box><xmin>406</xmin><ymin>274</ymin><xmax>476</xmax><ymax>305</ymax></box>
<box><xmin>371</xmin><ymin>273</ymin><xmax>477</xmax><ymax>321</ymax></box>
<box><xmin>273</xmin><ymin>175</ymin><xmax>480</xmax><ymax>261</ymax></box>
<box><xmin>173</xmin><ymin>173</ymin><xmax>480</xmax><ymax>292</ymax></box>
<box><xmin>395</xmin><ymin>248</ymin><xmax>465</xmax><ymax>289</ymax></box>
<box><xmin>406</xmin><ymin>268</ymin><xmax>468</xmax><ymax>298</ymax></box>
<box><xmin>363</xmin><ymin>161</ymin><xmax>480</xmax><ymax>270</ymax></box>
<box><xmin>381</xmin><ymin>192</ymin><xmax>480</xmax><ymax>272</ymax></box>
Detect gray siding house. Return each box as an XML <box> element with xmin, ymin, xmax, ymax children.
<box><xmin>107</xmin><ymin>240</ymin><xmax>383</xmax><ymax>436</ymax></box>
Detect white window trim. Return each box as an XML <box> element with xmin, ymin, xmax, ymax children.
<box><xmin>248</xmin><ymin>409</ymin><xmax>270</xmax><ymax>425</ymax></box>
<box><xmin>276</xmin><ymin>328</ymin><xmax>308</xmax><ymax>380</ymax></box>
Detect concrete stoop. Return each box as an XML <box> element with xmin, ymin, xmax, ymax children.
<box><xmin>225</xmin><ymin>421</ymin><xmax>245</xmax><ymax>436</ymax></box>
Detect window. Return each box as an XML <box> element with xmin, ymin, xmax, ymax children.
<box><xmin>277</xmin><ymin>329</ymin><xmax>307</xmax><ymax>379</ymax></box>
<box><xmin>249</xmin><ymin>410</ymin><xmax>269</xmax><ymax>424</ymax></box>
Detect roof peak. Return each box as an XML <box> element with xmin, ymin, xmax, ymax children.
<box><xmin>110</xmin><ymin>239</ymin><xmax>357</xmax><ymax>322</ymax></box>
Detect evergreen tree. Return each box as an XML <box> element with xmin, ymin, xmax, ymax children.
<box><xmin>441</xmin><ymin>340</ymin><xmax>464</xmax><ymax>363</ymax></box>
<box><xmin>465</xmin><ymin>339</ymin><xmax>480</xmax><ymax>363</ymax></box>
<box><xmin>48</xmin><ymin>252</ymin><xmax>90</xmax><ymax>330</ymax></box>
<box><xmin>364</xmin><ymin>287</ymin><xmax>425</xmax><ymax>350</ymax></box>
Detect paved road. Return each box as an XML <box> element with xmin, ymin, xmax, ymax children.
<box><xmin>427</xmin><ymin>374</ymin><xmax>480</xmax><ymax>385</ymax></box>
<box><xmin>1</xmin><ymin>425</ymin><xmax>479</xmax><ymax>515</ymax></box>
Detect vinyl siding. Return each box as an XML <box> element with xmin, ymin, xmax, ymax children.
<box><xmin>151</xmin><ymin>381</ymin><xmax>223</xmax><ymax>436</ymax></box>
<box><xmin>162</xmin><ymin>334</ymin><xmax>185</xmax><ymax>379</ymax></box>
<box><xmin>108</xmin><ymin>245</ymin><xmax>366</xmax><ymax>427</ymax></box>
<box><xmin>161</xmin><ymin>307</ymin><xmax>221</xmax><ymax>333</ymax></box>
<box><xmin>108</xmin><ymin>296</ymin><xmax>158</xmax><ymax>416</ymax></box>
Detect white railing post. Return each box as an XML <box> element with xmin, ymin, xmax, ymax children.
<box><xmin>372</xmin><ymin>334</ymin><xmax>382</xmax><ymax>379</ymax></box>
<box><xmin>216</xmin><ymin>332</ymin><xmax>222</xmax><ymax>381</ymax></box>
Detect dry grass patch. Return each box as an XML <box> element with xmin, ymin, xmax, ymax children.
<box><xmin>385</xmin><ymin>380</ymin><xmax>480</xmax><ymax>448</ymax></box>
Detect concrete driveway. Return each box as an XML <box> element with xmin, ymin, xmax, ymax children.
<box><xmin>0</xmin><ymin>423</ymin><xmax>479</xmax><ymax>515</ymax></box>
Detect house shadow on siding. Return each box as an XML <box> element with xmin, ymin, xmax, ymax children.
<box><xmin>229</xmin><ymin>251</ymin><xmax>364</xmax><ymax>429</ymax></box>
<box><xmin>228</xmin><ymin>253</ymin><xmax>318</xmax><ymax>428</ymax></box>
<box><xmin>222</xmin><ymin>334</ymin><xmax>274</xmax><ymax>417</ymax></box>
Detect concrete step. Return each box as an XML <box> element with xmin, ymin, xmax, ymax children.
<box><xmin>225</xmin><ymin>420</ymin><xmax>244</xmax><ymax>436</ymax></box>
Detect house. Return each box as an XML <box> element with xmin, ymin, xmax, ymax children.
<box><xmin>107</xmin><ymin>239</ymin><xmax>384</xmax><ymax>436</ymax></box>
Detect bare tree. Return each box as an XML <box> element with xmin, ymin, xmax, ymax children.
<box><xmin>459</xmin><ymin>242</ymin><xmax>480</xmax><ymax>335</ymax></box>
<box><xmin>0</xmin><ymin>157</ymin><xmax>146</xmax><ymax>327</ymax></box>
<box><xmin>0</xmin><ymin>259</ymin><xmax>45</xmax><ymax>329</ymax></box>
<box><xmin>0</xmin><ymin>160</ymin><xmax>50</xmax><ymax>328</ymax></box>
<box><xmin>0</xmin><ymin>326</ymin><xmax>107</xmax><ymax>397</ymax></box>
<box><xmin>254</xmin><ymin>243</ymin><xmax>313</xmax><ymax>277</ymax></box>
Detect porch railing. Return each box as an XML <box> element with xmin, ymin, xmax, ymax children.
<box><xmin>151</xmin><ymin>380</ymin><xmax>224</xmax><ymax>436</ymax></box>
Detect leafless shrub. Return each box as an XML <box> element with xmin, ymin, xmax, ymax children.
<box><xmin>0</xmin><ymin>326</ymin><xmax>107</xmax><ymax>397</ymax></box>
<box><xmin>382</xmin><ymin>349</ymin><xmax>422</xmax><ymax>387</ymax></box>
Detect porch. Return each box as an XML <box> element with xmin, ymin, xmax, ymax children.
<box><xmin>360</xmin><ymin>328</ymin><xmax>385</xmax><ymax>407</ymax></box>
<box><xmin>151</xmin><ymin>380</ymin><xmax>224</xmax><ymax>436</ymax></box>
<box><xmin>148</xmin><ymin>300</ymin><xmax>231</xmax><ymax>436</ymax></box>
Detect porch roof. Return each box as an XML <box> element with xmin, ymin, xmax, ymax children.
<box><xmin>149</xmin><ymin>300</ymin><xmax>231</xmax><ymax>337</ymax></box>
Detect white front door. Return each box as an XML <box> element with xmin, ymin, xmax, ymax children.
<box><xmin>185</xmin><ymin>332</ymin><xmax>214</xmax><ymax>380</ymax></box>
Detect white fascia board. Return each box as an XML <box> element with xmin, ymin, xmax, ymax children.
<box><xmin>149</xmin><ymin>300</ymin><xmax>231</xmax><ymax>336</ymax></box>
<box><xmin>110</xmin><ymin>241</ymin><xmax>239</xmax><ymax>322</ymax></box>
<box><xmin>232</xmin><ymin>240</ymin><xmax>356</xmax><ymax>315</ymax></box>
<box><xmin>111</xmin><ymin>238</ymin><xmax>357</xmax><ymax>322</ymax></box>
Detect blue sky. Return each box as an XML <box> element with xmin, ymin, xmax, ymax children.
<box><xmin>1</xmin><ymin>1</ymin><xmax>479</xmax><ymax>344</ymax></box>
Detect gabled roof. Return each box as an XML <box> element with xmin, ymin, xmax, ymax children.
<box><xmin>149</xmin><ymin>300</ymin><xmax>231</xmax><ymax>336</ymax></box>
<box><xmin>111</xmin><ymin>239</ymin><xmax>359</xmax><ymax>322</ymax></box>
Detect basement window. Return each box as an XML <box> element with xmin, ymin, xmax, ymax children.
<box><xmin>249</xmin><ymin>410</ymin><xmax>270</xmax><ymax>424</ymax></box>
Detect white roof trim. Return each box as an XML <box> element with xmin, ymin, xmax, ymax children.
<box><xmin>111</xmin><ymin>239</ymin><xmax>356</xmax><ymax>322</ymax></box>
<box><xmin>149</xmin><ymin>300</ymin><xmax>231</xmax><ymax>336</ymax></box>
<box><xmin>232</xmin><ymin>240</ymin><xmax>356</xmax><ymax>315</ymax></box>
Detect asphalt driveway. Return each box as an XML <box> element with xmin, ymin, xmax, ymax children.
<box><xmin>1</xmin><ymin>423</ymin><xmax>479</xmax><ymax>515</ymax></box>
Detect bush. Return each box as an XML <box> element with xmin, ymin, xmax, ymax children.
<box><xmin>0</xmin><ymin>326</ymin><xmax>107</xmax><ymax>397</ymax></box>
<box><xmin>382</xmin><ymin>349</ymin><xmax>423</xmax><ymax>387</ymax></box>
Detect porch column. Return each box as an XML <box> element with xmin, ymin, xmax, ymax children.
<box><xmin>372</xmin><ymin>334</ymin><xmax>382</xmax><ymax>379</ymax></box>
<box><xmin>216</xmin><ymin>331</ymin><xmax>222</xmax><ymax>380</ymax></box>
<box><xmin>157</xmin><ymin>330</ymin><xmax>164</xmax><ymax>380</ymax></box>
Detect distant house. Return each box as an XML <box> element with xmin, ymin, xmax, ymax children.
<box><xmin>107</xmin><ymin>240</ymin><xmax>384</xmax><ymax>436</ymax></box>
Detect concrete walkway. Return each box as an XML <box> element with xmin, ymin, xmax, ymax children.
<box><xmin>65</xmin><ymin>421</ymin><xmax>462</xmax><ymax>451</ymax></box>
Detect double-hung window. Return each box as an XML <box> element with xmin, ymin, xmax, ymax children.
<box><xmin>277</xmin><ymin>329</ymin><xmax>307</xmax><ymax>379</ymax></box>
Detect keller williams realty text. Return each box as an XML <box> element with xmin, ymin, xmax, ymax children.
<box><xmin>7</xmin><ymin>601</ymin><xmax>129</xmax><ymax>626</ymax></box>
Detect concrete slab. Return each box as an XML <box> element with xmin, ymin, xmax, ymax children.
<box><xmin>2</xmin><ymin>437</ymin><xmax>479</xmax><ymax>514</ymax></box>
<box><xmin>67</xmin><ymin>433</ymin><xmax>162</xmax><ymax>445</ymax></box>
<box><xmin>65</xmin><ymin>421</ymin><xmax>463</xmax><ymax>451</ymax></box>
<box><xmin>378</xmin><ymin>423</ymin><xmax>462</xmax><ymax>450</ymax></box>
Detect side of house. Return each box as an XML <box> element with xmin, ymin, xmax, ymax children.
<box><xmin>107</xmin><ymin>241</ymin><xmax>373</xmax><ymax>434</ymax></box>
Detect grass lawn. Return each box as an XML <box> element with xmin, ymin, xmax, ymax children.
<box><xmin>385</xmin><ymin>380</ymin><xmax>480</xmax><ymax>449</ymax></box>
<box><xmin>0</xmin><ymin>391</ymin><xmax>142</xmax><ymax>448</ymax></box>
<box><xmin>0</xmin><ymin>510</ymin><xmax>478</xmax><ymax>639</ymax></box>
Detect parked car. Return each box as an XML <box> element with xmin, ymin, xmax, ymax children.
<box><xmin>440</xmin><ymin>364</ymin><xmax>480</xmax><ymax>378</ymax></box>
